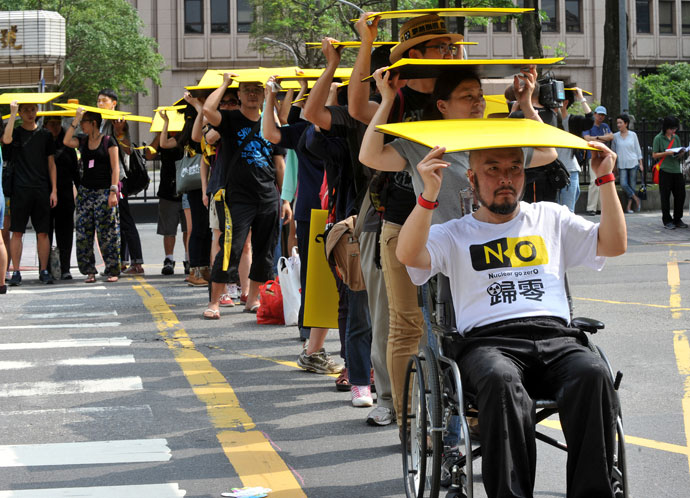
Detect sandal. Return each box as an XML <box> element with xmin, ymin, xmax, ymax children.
<box><xmin>85</xmin><ymin>274</ymin><xmax>96</xmax><ymax>283</ymax></box>
<box><xmin>202</xmin><ymin>308</ymin><xmax>220</xmax><ymax>320</ymax></box>
<box><xmin>335</xmin><ymin>367</ymin><xmax>351</xmax><ymax>392</ymax></box>
<box><xmin>243</xmin><ymin>304</ymin><xmax>259</xmax><ymax>314</ymax></box>
<box><xmin>106</xmin><ymin>275</ymin><xmax>119</xmax><ymax>283</ymax></box>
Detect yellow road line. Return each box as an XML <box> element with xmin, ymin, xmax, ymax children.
<box><xmin>132</xmin><ymin>277</ymin><xmax>306</xmax><ymax>497</ymax></box>
<box><xmin>237</xmin><ymin>352</ymin><xmax>340</xmax><ymax>379</ymax></box>
<box><xmin>667</xmin><ymin>252</ymin><xmax>690</xmax><ymax>474</ymax></box>
<box><xmin>573</xmin><ymin>296</ymin><xmax>690</xmax><ymax>311</ymax></box>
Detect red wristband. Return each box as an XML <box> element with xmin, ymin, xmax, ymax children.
<box><xmin>594</xmin><ymin>173</ymin><xmax>615</xmax><ymax>186</ymax></box>
<box><xmin>418</xmin><ymin>194</ymin><xmax>439</xmax><ymax>210</ymax></box>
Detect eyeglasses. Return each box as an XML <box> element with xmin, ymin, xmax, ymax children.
<box><xmin>220</xmin><ymin>99</ymin><xmax>239</xmax><ymax>106</ymax></box>
<box><xmin>423</xmin><ymin>43</ymin><xmax>459</xmax><ymax>56</ymax></box>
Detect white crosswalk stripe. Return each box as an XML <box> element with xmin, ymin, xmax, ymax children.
<box><xmin>0</xmin><ymin>354</ymin><xmax>135</xmax><ymax>370</ymax></box>
<box><xmin>0</xmin><ymin>483</ymin><xmax>187</xmax><ymax>498</ymax></box>
<box><xmin>0</xmin><ymin>337</ymin><xmax>132</xmax><ymax>350</ymax></box>
<box><xmin>0</xmin><ymin>376</ymin><xmax>143</xmax><ymax>397</ymax></box>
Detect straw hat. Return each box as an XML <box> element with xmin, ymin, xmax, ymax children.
<box><xmin>389</xmin><ymin>14</ymin><xmax>465</xmax><ymax>63</ymax></box>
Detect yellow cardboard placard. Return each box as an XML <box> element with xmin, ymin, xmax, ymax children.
<box><xmin>364</xmin><ymin>57</ymin><xmax>564</xmax><ymax>81</ymax></box>
<box><xmin>150</xmin><ymin>108</ymin><xmax>186</xmax><ymax>132</ymax></box>
<box><xmin>483</xmin><ymin>94</ymin><xmax>509</xmax><ymax>118</ymax></box>
<box><xmin>55</xmin><ymin>102</ymin><xmax>129</xmax><ymax>117</ymax></box>
<box><xmin>376</xmin><ymin>118</ymin><xmax>597</xmax><ymax>152</ymax></box>
<box><xmin>355</xmin><ymin>7</ymin><xmax>531</xmax><ymax>22</ymax></box>
<box><xmin>306</xmin><ymin>41</ymin><xmax>476</xmax><ymax>48</ymax></box>
<box><xmin>564</xmin><ymin>88</ymin><xmax>593</xmax><ymax>96</ymax></box>
<box><xmin>303</xmin><ymin>209</ymin><xmax>339</xmax><ymax>329</ymax></box>
<box><xmin>0</xmin><ymin>92</ymin><xmax>63</xmax><ymax>105</ymax></box>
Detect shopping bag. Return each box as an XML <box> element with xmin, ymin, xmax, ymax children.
<box><xmin>175</xmin><ymin>153</ymin><xmax>202</xmax><ymax>195</ymax></box>
<box><xmin>278</xmin><ymin>247</ymin><xmax>301</xmax><ymax>326</ymax></box>
<box><xmin>256</xmin><ymin>279</ymin><xmax>285</xmax><ymax>325</ymax></box>
<box><xmin>652</xmin><ymin>163</ymin><xmax>660</xmax><ymax>184</ymax></box>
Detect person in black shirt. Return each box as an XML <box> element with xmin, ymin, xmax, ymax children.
<box><xmin>1</xmin><ymin>101</ymin><xmax>57</xmax><ymax>285</ymax></box>
<box><xmin>44</xmin><ymin>116</ymin><xmax>79</xmax><ymax>279</ymax></box>
<box><xmin>201</xmin><ymin>73</ymin><xmax>290</xmax><ymax>319</ymax></box>
<box><xmin>63</xmin><ymin>109</ymin><xmax>121</xmax><ymax>283</ymax></box>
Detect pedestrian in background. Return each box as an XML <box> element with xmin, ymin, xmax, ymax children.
<box><xmin>653</xmin><ymin>116</ymin><xmax>687</xmax><ymax>229</ymax></box>
<box><xmin>612</xmin><ymin>114</ymin><xmax>643</xmax><ymax>214</ymax></box>
<box><xmin>584</xmin><ymin>106</ymin><xmax>613</xmax><ymax>216</ymax></box>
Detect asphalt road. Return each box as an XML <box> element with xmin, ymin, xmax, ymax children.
<box><xmin>0</xmin><ymin>212</ymin><xmax>689</xmax><ymax>498</ymax></box>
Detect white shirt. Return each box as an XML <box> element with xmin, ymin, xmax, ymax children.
<box><xmin>407</xmin><ymin>201</ymin><xmax>605</xmax><ymax>333</ymax></box>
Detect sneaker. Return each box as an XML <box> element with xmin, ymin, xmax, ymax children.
<box><xmin>664</xmin><ymin>222</ymin><xmax>677</xmax><ymax>230</ymax></box>
<box><xmin>8</xmin><ymin>271</ymin><xmax>21</xmax><ymax>286</ymax></box>
<box><xmin>675</xmin><ymin>221</ymin><xmax>689</xmax><ymax>228</ymax></box>
<box><xmin>61</xmin><ymin>272</ymin><xmax>73</xmax><ymax>280</ymax></box>
<box><xmin>366</xmin><ymin>406</ymin><xmax>395</xmax><ymax>426</ymax></box>
<box><xmin>219</xmin><ymin>293</ymin><xmax>236</xmax><ymax>307</ymax></box>
<box><xmin>0</xmin><ymin>284</ymin><xmax>7</xmax><ymax>295</ymax></box>
<box><xmin>39</xmin><ymin>270</ymin><xmax>54</xmax><ymax>284</ymax></box>
<box><xmin>297</xmin><ymin>348</ymin><xmax>344</xmax><ymax>374</ymax></box>
<box><xmin>227</xmin><ymin>283</ymin><xmax>241</xmax><ymax>299</ymax></box>
<box><xmin>351</xmin><ymin>385</ymin><xmax>373</xmax><ymax>407</ymax></box>
<box><xmin>183</xmin><ymin>260</ymin><xmax>190</xmax><ymax>275</ymax></box>
<box><xmin>187</xmin><ymin>268</ymin><xmax>209</xmax><ymax>287</ymax></box>
<box><xmin>161</xmin><ymin>258</ymin><xmax>175</xmax><ymax>275</ymax></box>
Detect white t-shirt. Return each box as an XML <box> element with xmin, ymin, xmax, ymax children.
<box><xmin>407</xmin><ymin>201</ymin><xmax>605</xmax><ymax>333</ymax></box>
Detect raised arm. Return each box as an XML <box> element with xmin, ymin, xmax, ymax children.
<box><xmin>396</xmin><ymin>146</ymin><xmax>449</xmax><ymax>269</ymax></box>
<box><xmin>359</xmin><ymin>68</ymin><xmax>408</xmax><ymax>172</ymax></box>
<box><xmin>186</xmin><ymin>91</ymin><xmax>205</xmax><ymax>143</ymax></box>
<box><xmin>303</xmin><ymin>37</ymin><xmax>343</xmax><ymax>130</ymax></box>
<box><xmin>589</xmin><ymin>141</ymin><xmax>626</xmax><ymax>256</ymax></box>
<box><xmin>348</xmin><ymin>12</ymin><xmax>382</xmax><ymax>125</ymax></box>
<box><xmin>2</xmin><ymin>101</ymin><xmax>17</xmax><ymax>145</ymax></box>
<box><xmin>262</xmin><ymin>76</ymin><xmax>283</xmax><ymax>145</ymax></box>
<box><xmin>63</xmin><ymin>107</ymin><xmax>85</xmax><ymax>149</ymax></box>
<box><xmin>203</xmin><ymin>72</ymin><xmax>236</xmax><ymax>127</ymax></box>
<box><xmin>159</xmin><ymin>110</ymin><xmax>178</xmax><ymax>149</ymax></box>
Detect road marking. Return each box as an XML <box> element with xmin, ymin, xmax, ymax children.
<box><xmin>0</xmin><ymin>355</ymin><xmax>135</xmax><ymax>370</ymax></box>
<box><xmin>10</xmin><ymin>285</ymin><xmax>107</xmax><ymax>294</ymax></box>
<box><xmin>0</xmin><ymin>483</ymin><xmax>186</xmax><ymax>498</ymax></box>
<box><xmin>0</xmin><ymin>322</ymin><xmax>120</xmax><ymax>330</ymax></box>
<box><xmin>574</xmin><ymin>296</ymin><xmax>690</xmax><ymax>311</ymax></box>
<box><xmin>19</xmin><ymin>310</ymin><xmax>119</xmax><ymax>319</ymax></box>
<box><xmin>0</xmin><ymin>377</ymin><xmax>142</xmax><ymax>397</ymax></box>
<box><xmin>0</xmin><ymin>405</ymin><xmax>152</xmax><ymax>418</ymax></box>
<box><xmin>0</xmin><ymin>439</ymin><xmax>171</xmax><ymax>467</ymax></box>
<box><xmin>0</xmin><ymin>337</ymin><xmax>132</xmax><ymax>350</ymax></box>
<box><xmin>667</xmin><ymin>252</ymin><xmax>690</xmax><ymax>474</ymax></box>
<box><xmin>133</xmin><ymin>277</ymin><xmax>306</xmax><ymax>498</ymax></box>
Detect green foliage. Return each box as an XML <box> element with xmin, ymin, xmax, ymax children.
<box><xmin>0</xmin><ymin>0</ymin><xmax>165</xmax><ymax>104</ymax></box>
<box><xmin>629</xmin><ymin>63</ymin><xmax>690</xmax><ymax>126</ymax></box>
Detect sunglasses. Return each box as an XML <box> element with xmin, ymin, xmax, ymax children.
<box><xmin>220</xmin><ymin>99</ymin><xmax>239</xmax><ymax>106</ymax></box>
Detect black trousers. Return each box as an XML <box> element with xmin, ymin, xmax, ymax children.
<box><xmin>454</xmin><ymin>318</ymin><xmax>617</xmax><ymax>498</ymax></box>
<box><xmin>49</xmin><ymin>191</ymin><xmax>75</xmax><ymax>274</ymax></box>
<box><xmin>186</xmin><ymin>189</ymin><xmax>211</xmax><ymax>267</ymax></box>
<box><xmin>659</xmin><ymin>169</ymin><xmax>686</xmax><ymax>225</ymax></box>
<box><xmin>118</xmin><ymin>188</ymin><xmax>144</xmax><ymax>264</ymax></box>
<box><xmin>211</xmin><ymin>198</ymin><xmax>279</xmax><ymax>284</ymax></box>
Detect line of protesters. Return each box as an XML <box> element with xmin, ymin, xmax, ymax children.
<box><xmin>0</xmin><ymin>12</ymin><xmax>685</xmax><ymax>439</ymax></box>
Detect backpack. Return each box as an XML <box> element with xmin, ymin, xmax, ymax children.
<box><xmin>123</xmin><ymin>145</ymin><xmax>150</xmax><ymax>196</ymax></box>
<box><xmin>323</xmin><ymin>215</ymin><xmax>366</xmax><ymax>292</ymax></box>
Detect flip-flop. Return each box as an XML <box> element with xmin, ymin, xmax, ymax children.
<box><xmin>243</xmin><ymin>304</ymin><xmax>259</xmax><ymax>314</ymax></box>
<box><xmin>203</xmin><ymin>308</ymin><xmax>220</xmax><ymax>320</ymax></box>
<box><xmin>85</xmin><ymin>275</ymin><xmax>96</xmax><ymax>283</ymax></box>
<box><xmin>106</xmin><ymin>276</ymin><xmax>119</xmax><ymax>283</ymax></box>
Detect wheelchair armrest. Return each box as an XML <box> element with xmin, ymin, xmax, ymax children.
<box><xmin>571</xmin><ymin>316</ymin><xmax>605</xmax><ymax>334</ymax></box>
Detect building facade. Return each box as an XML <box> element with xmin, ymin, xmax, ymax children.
<box><xmin>127</xmin><ymin>0</ymin><xmax>690</xmax><ymax>141</ymax></box>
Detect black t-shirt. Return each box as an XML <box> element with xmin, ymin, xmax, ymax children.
<box><xmin>79</xmin><ymin>135</ymin><xmax>118</xmax><ymax>189</ymax></box>
<box><xmin>10</xmin><ymin>127</ymin><xmax>56</xmax><ymax>191</ymax></box>
<box><xmin>157</xmin><ymin>147</ymin><xmax>183</xmax><ymax>201</ymax></box>
<box><xmin>277</xmin><ymin>121</ymin><xmax>324</xmax><ymax>222</ymax></box>
<box><xmin>52</xmin><ymin>129</ymin><xmax>79</xmax><ymax>193</ymax></box>
<box><xmin>384</xmin><ymin>85</ymin><xmax>432</xmax><ymax>225</ymax></box>
<box><xmin>218</xmin><ymin>109</ymin><xmax>279</xmax><ymax>204</ymax></box>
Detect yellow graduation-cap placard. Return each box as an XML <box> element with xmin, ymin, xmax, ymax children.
<box><xmin>376</xmin><ymin>118</ymin><xmax>596</xmax><ymax>153</ymax></box>
<box><xmin>187</xmin><ymin>67</ymin><xmax>303</xmax><ymax>90</ymax></box>
<box><xmin>564</xmin><ymin>88</ymin><xmax>593</xmax><ymax>96</ymax></box>
<box><xmin>38</xmin><ymin>110</ymin><xmax>77</xmax><ymax>117</ymax></box>
<box><xmin>306</xmin><ymin>41</ymin><xmax>479</xmax><ymax>49</ymax></box>
<box><xmin>354</xmin><ymin>7</ymin><xmax>531</xmax><ymax>22</ymax></box>
<box><xmin>276</xmin><ymin>68</ymin><xmax>353</xmax><ymax>80</ymax></box>
<box><xmin>55</xmin><ymin>102</ymin><xmax>130</xmax><ymax>118</ymax></box>
<box><xmin>483</xmin><ymin>95</ymin><xmax>509</xmax><ymax>118</ymax></box>
<box><xmin>120</xmin><ymin>115</ymin><xmax>154</xmax><ymax>124</ymax></box>
<box><xmin>0</xmin><ymin>92</ymin><xmax>64</xmax><ymax>105</ymax></box>
<box><xmin>365</xmin><ymin>57</ymin><xmax>564</xmax><ymax>81</ymax></box>
<box><xmin>150</xmin><ymin>107</ymin><xmax>186</xmax><ymax>133</ymax></box>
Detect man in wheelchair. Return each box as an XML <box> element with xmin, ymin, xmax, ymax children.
<box><xmin>396</xmin><ymin>141</ymin><xmax>626</xmax><ymax>498</ymax></box>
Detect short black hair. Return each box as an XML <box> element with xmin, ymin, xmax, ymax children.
<box><xmin>98</xmin><ymin>88</ymin><xmax>118</xmax><ymax>103</ymax></box>
<box><xmin>617</xmin><ymin>114</ymin><xmax>630</xmax><ymax>126</ymax></box>
<box><xmin>662</xmin><ymin>115</ymin><xmax>680</xmax><ymax>134</ymax></box>
<box><xmin>83</xmin><ymin>110</ymin><xmax>102</xmax><ymax>129</ymax></box>
<box><xmin>424</xmin><ymin>69</ymin><xmax>481</xmax><ymax>120</ymax></box>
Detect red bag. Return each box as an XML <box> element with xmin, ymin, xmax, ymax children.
<box><xmin>256</xmin><ymin>279</ymin><xmax>285</xmax><ymax>325</ymax></box>
<box><xmin>654</xmin><ymin>137</ymin><xmax>675</xmax><ymax>184</ymax></box>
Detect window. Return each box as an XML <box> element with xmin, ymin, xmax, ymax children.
<box><xmin>636</xmin><ymin>1</ymin><xmax>651</xmax><ymax>33</ymax></box>
<box><xmin>237</xmin><ymin>0</ymin><xmax>253</xmax><ymax>33</ymax></box>
<box><xmin>659</xmin><ymin>0</ymin><xmax>675</xmax><ymax>34</ymax></box>
<box><xmin>565</xmin><ymin>0</ymin><xmax>582</xmax><ymax>32</ymax></box>
<box><xmin>467</xmin><ymin>20</ymin><xmax>487</xmax><ymax>33</ymax></box>
<box><xmin>541</xmin><ymin>0</ymin><xmax>559</xmax><ymax>33</ymax></box>
<box><xmin>184</xmin><ymin>0</ymin><xmax>203</xmax><ymax>34</ymax></box>
<box><xmin>492</xmin><ymin>18</ymin><xmax>511</xmax><ymax>33</ymax></box>
<box><xmin>211</xmin><ymin>0</ymin><xmax>229</xmax><ymax>33</ymax></box>
<box><xmin>682</xmin><ymin>0</ymin><xmax>690</xmax><ymax>34</ymax></box>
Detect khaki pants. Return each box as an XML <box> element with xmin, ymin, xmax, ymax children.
<box><xmin>380</xmin><ymin>221</ymin><xmax>425</xmax><ymax>426</ymax></box>
<box><xmin>586</xmin><ymin>175</ymin><xmax>601</xmax><ymax>212</ymax></box>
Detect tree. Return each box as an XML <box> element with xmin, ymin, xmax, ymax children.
<box><xmin>518</xmin><ymin>0</ymin><xmax>543</xmax><ymax>59</ymax></box>
<box><xmin>601</xmin><ymin>0</ymin><xmax>621</xmax><ymax>117</ymax></box>
<box><xmin>0</xmin><ymin>0</ymin><xmax>165</xmax><ymax>104</ymax></box>
<box><xmin>629</xmin><ymin>63</ymin><xmax>690</xmax><ymax>126</ymax></box>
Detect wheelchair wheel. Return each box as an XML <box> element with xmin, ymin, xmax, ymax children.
<box><xmin>612</xmin><ymin>415</ymin><xmax>628</xmax><ymax>498</ymax></box>
<box><xmin>402</xmin><ymin>347</ymin><xmax>444</xmax><ymax>498</ymax></box>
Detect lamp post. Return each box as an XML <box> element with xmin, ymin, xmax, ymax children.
<box><xmin>261</xmin><ymin>37</ymin><xmax>299</xmax><ymax>65</ymax></box>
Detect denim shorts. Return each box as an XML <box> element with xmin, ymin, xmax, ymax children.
<box><xmin>181</xmin><ymin>193</ymin><xmax>190</xmax><ymax>210</ymax></box>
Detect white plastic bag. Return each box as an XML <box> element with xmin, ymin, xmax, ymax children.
<box><xmin>278</xmin><ymin>247</ymin><xmax>301</xmax><ymax>326</ymax></box>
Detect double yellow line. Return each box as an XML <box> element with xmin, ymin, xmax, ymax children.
<box><xmin>133</xmin><ymin>278</ymin><xmax>306</xmax><ymax>498</ymax></box>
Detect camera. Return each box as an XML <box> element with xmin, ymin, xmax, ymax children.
<box><xmin>538</xmin><ymin>74</ymin><xmax>565</xmax><ymax>109</ymax></box>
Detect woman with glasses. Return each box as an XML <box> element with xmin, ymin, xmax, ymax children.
<box><xmin>63</xmin><ymin>109</ymin><xmax>121</xmax><ymax>283</ymax></box>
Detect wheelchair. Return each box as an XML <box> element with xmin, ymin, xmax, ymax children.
<box><xmin>401</xmin><ymin>275</ymin><xmax>628</xmax><ymax>498</ymax></box>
